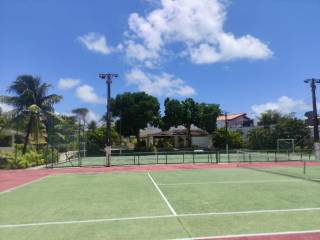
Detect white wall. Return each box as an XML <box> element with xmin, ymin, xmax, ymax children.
<box><xmin>192</xmin><ymin>136</ymin><xmax>209</xmax><ymax>148</ymax></box>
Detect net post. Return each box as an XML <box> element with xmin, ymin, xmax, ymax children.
<box><xmin>138</xmin><ymin>154</ymin><xmax>140</xmax><ymax>165</ymax></box>
<box><xmin>156</xmin><ymin>153</ymin><xmax>159</xmax><ymax>164</ymax></box>
<box><xmin>182</xmin><ymin>153</ymin><xmax>185</xmax><ymax>163</ymax></box>
<box><xmin>165</xmin><ymin>153</ymin><xmax>168</xmax><ymax>164</ymax></box>
<box><xmin>275</xmin><ymin>151</ymin><xmax>277</xmax><ymax>162</ymax></box>
<box><xmin>193</xmin><ymin>152</ymin><xmax>195</xmax><ymax>163</ymax></box>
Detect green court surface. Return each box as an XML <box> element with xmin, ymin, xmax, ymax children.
<box><xmin>1</xmin><ymin>167</ymin><xmax>320</xmax><ymax>240</ymax></box>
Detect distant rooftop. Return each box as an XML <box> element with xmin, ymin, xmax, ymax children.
<box><xmin>217</xmin><ymin>113</ymin><xmax>246</xmax><ymax>121</ymax></box>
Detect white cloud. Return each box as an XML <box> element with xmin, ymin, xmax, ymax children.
<box><xmin>78</xmin><ymin>32</ymin><xmax>112</xmax><ymax>55</ymax></box>
<box><xmin>86</xmin><ymin>110</ymin><xmax>100</xmax><ymax>122</ymax></box>
<box><xmin>75</xmin><ymin>85</ymin><xmax>104</xmax><ymax>104</ymax></box>
<box><xmin>125</xmin><ymin>68</ymin><xmax>196</xmax><ymax>97</ymax></box>
<box><xmin>124</xmin><ymin>0</ymin><xmax>272</xmax><ymax>66</ymax></box>
<box><xmin>58</xmin><ymin>78</ymin><xmax>81</xmax><ymax>90</ymax></box>
<box><xmin>0</xmin><ymin>103</ymin><xmax>13</xmax><ymax>112</ymax></box>
<box><xmin>251</xmin><ymin>96</ymin><xmax>309</xmax><ymax>116</ymax></box>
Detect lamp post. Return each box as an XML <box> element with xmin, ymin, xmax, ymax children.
<box><xmin>304</xmin><ymin>78</ymin><xmax>320</xmax><ymax>160</ymax></box>
<box><xmin>99</xmin><ymin>73</ymin><xmax>118</xmax><ymax>167</ymax></box>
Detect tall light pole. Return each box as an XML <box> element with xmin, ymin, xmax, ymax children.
<box><xmin>305</xmin><ymin>78</ymin><xmax>320</xmax><ymax>160</ymax></box>
<box><xmin>99</xmin><ymin>73</ymin><xmax>118</xmax><ymax>167</ymax></box>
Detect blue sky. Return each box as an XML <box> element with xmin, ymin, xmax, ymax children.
<box><xmin>1</xmin><ymin>0</ymin><xmax>320</xmax><ymax>121</ymax></box>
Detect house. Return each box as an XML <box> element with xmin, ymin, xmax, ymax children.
<box><xmin>217</xmin><ymin>113</ymin><xmax>254</xmax><ymax>129</ymax></box>
<box><xmin>140</xmin><ymin>127</ymin><xmax>211</xmax><ymax>149</ymax></box>
<box><xmin>0</xmin><ymin>129</ymin><xmax>23</xmax><ymax>151</ymax></box>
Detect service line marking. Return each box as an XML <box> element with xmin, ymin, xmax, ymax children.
<box><xmin>2</xmin><ymin>207</ymin><xmax>320</xmax><ymax>229</ymax></box>
<box><xmin>170</xmin><ymin>229</ymin><xmax>320</xmax><ymax>240</ymax></box>
<box><xmin>148</xmin><ymin>172</ymin><xmax>177</xmax><ymax>216</ymax></box>
<box><xmin>157</xmin><ymin>179</ymin><xmax>302</xmax><ymax>186</ymax></box>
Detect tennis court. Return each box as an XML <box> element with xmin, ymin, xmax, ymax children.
<box><xmin>1</xmin><ymin>162</ymin><xmax>320</xmax><ymax>240</ymax></box>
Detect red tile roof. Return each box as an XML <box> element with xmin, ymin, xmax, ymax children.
<box><xmin>217</xmin><ymin>113</ymin><xmax>246</xmax><ymax>121</ymax></box>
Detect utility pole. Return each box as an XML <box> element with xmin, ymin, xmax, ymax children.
<box><xmin>224</xmin><ymin>112</ymin><xmax>228</xmax><ymax>131</ymax></box>
<box><xmin>224</xmin><ymin>111</ymin><xmax>229</xmax><ymax>155</ymax></box>
<box><xmin>99</xmin><ymin>73</ymin><xmax>118</xmax><ymax>167</ymax></box>
<box><xmin>305</xmin><ymin>78</ymin><xmax>320</xmax><ymax>160</ymax></box>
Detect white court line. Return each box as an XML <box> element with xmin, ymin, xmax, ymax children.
<box><xmin>158</xmin><ymin>179</ymin><xmax>301</xmax><ymax>186</ymax></box>
<box><xmin>0</xmin><ymin>175</ymin><xmax>51</xmax><ymax>195</ymax></box>
<box><xmin>147</xmin><ymin>172</ymin><xmax>177</xmax><ymax>216</ymax></box>
<box><xmin>2</xmin><ymin>207</ymin><xmax>320</xmax><ymax>229</ymax></box>
<box><xmin>170</xmin><ymin>229</ymin><xmax>320</xmax><ymax>240</ymax></box>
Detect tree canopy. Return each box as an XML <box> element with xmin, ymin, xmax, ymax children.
<box><xmin>162</xmin><ymin>98</ymin><xmax>221</xmax><ymax>147</ymax></box>
<box><xmin>248</xmin><ymin>111</ymin><xmax>310</xmax><ymax>149</ymax></box>
<box><xmin>0</xmin><ymin>75</ymin><xmax>62</xmax><ymax>153</ymax></box>
<box><xmin>257</xmin><ymin>110</ymin><xmax>282</xmax><ymax>127</ymax></box>
<box><xmin>111</xmin><ymin>92</ymin><xmax>160</xmax><ymax>142</ymax></box>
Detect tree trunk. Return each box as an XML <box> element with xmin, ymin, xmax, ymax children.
<box><xmin>135</xmin><ymin>131</ymin><xmax>141</xmax><ymax>145</ymax></box>
<box><xmin>22</xmin><ymin>117</ymin><xmax>32</xmax><ymax>155</ymax></box>
<box><xmin>187</xmin><ymin>125</ymin><xmax>192</xmax><ymax>147</ymax></box>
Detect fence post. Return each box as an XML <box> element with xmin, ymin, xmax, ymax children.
<box><xmin>138</xmin><ymin>155</ymin><xmax>140</xmax><ymax>165</ymax></box>
<box><xmin>275</xmin><ymin>151</ymin><xmax>277</xmax><ymax>162</ymax></box>
<box><xmin>157</xmin><ymin>153</ymin><xmax>159</xmax><ymax>164</ymax></box>
<box><xmin>228</xmin><ymin>151</ymin><xmax>230</xmax><ymax>163</ymax></box>
<box><xmin>166</xmin><ymin>154</ymin><xmax>168</xmax><ymax>165</ymax></box>
<box><xmin>134</xmin><ymin>155</ymin><xmax>136</xmax><ymax>165</ymax></box>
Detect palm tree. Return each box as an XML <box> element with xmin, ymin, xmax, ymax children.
<box><xmin>0</xmin><ymin>75</ymin><xmax>62</xmax><ymax>154</ymax></box>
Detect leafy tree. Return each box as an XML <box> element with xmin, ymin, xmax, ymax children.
<box><xmin>111</xmin><ymin>92</ymin><xmax>160</xmax><ymax>143</ymax></box>
<box><xmin>161</xmin><ymin>98</ymin><xmax>183</xmax><ymax>130</ymax></box>
<box><xmin>248</xmin><ymin>114</ymin><xmax>310</xmax><ymax>149</ymax></box>
<box><xmin>274</xmin><ymin>116</ymin><xmax>310</xmax><ymax>148</ymax></box>
<box><xmin>0</xmin><ymin>75</ymin><xmax>62</xmax><ymax>154</ymax></box>
<box><xmin>72</xmin><ymin>108</ymin><xmax>89</xmax><ymax>125</ymax></box>
<box><xmin>247</xmin><ymin>128</ymin><xmax>276</xmax><ymax>149</ymax></box>
<box><xmin>87</xmin><ymin>120</ymin><xmax>97</xmax><ymax>131</ymax></box>
<box><xmin>86</xmin><ymin>126</ymin><xmax>120</xmax><ymax>155</ymax></box>
<box><xmin>198</xmin><ymin>103</ymin><xmax>221</xmax><ymax>134</ymax></box>
<box><xmin>212</xmin><ymin>129</ymin><xmax>244</xmax><ymax>149</ymax></box>
<box><xmin>181</xmin><ymin>98</ymin><xmax>200</xmax><ymax>147</ymax></box>
<box><xmin>162</xmin><ymin>98</ymin><xmax>220</xmax><ymax>147</ymax></box>
<box><xmin>258</xmin><ymin>110</ymin><xmax>282</xmax><ymax>127</ymax></box>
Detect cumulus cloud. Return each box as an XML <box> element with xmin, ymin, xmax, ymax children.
<box><xmin>125</xmin><ymin>68</ymin><xmax>196</xmax><ymax>97</ymax></box>
<box><xmin>75</xmin><ymin>85</ymin><xmax>104</xmax><ymax>104</ymax></box>
<box><xmin>251</xmin><ymin>96</ymin><xmax>309</xmax><ymax>116</ymax></box>
<box><xmin>0</xmin><ymin>103</ymin><xmax>13</xmax><ymax>112</ymax></box>
<box><xmin>124</xmin><ymin>0</ymin><xmax>273</xmax><ymax>66</ymax></box>
<box><xmin>78</xmin><ymin>32</ymin><xmax>112</xmax><ymax>55</ymax></box>
<box><xmin>58</xmin><ymin>78</ymin><xmax>81</xmax><ymax>90</ymax></box>
<box><xmin>86</xmin><ymin>110</ymin><xmax>100</xmax><ymax>122</ymax></box>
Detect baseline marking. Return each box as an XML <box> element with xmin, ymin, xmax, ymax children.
<box><xmin>170</xmin><ymin>229</ymin><xmax>320</xmax><ymax>240</ymax></box>
<box><xmin>147</xmin><ymin>172</ymin><xmax>177</xmax><ymax>216</ymax></box>
<box><xmin>0</xmin><ymin>175</ymin><xmax>51</xmax><ymax>195</ymax></box>
<box><xmin>158</xmin><ymin>179</ymin><xmax>301</xmax><ymax>186</ymax></box>
<box><xmin>2</xmin><ymin>207</ymin><xmax>320</xmax><ymax>229</ymax></box>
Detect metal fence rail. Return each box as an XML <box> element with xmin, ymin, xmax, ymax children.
<box><xmin>46</xmin><ymin>149</ymin><xmax>315</xmax><ymax>168</ymax></box>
